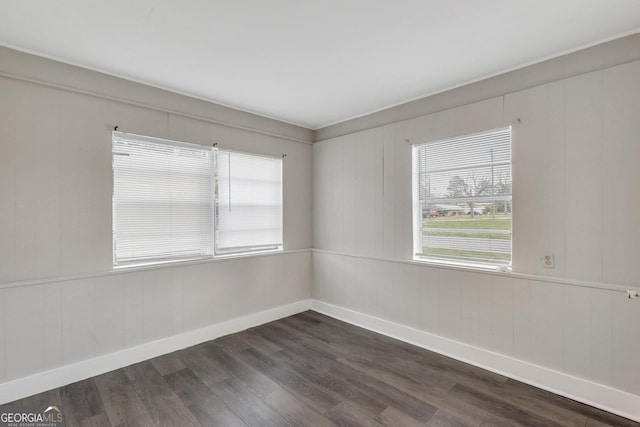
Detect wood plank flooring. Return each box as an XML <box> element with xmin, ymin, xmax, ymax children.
<box><xmin>1</xmin><ymin>311</ymin><xmax>637</xmax><ymax>427</ymax></box>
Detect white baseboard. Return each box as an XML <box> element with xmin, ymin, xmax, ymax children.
<box><xmin>311</xmin><ymin>300</ymin><xmax>640</xmax><ymax>423</ymax></box>
<box><xmin>0</xmin><ymin>299</ymin><xmax>312</xmax><ymax>405</ymax></box>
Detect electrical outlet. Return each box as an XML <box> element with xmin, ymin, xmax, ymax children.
<box><xmin>628</xmin><ymin>290</ymin><xmax>640</xmax><ymax>299</ymax></box>
<box><xmin>542</xmin><ymin>253</ymin><xmax>555</xmax><ymax>268</ymax></box>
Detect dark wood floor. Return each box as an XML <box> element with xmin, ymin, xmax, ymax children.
<box><xmin>2</xmin><ymin>311</ymin><xmax>637</xmax><ymax>427</ymax></box>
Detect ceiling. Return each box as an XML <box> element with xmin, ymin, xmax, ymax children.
<box><xmin>1</xmin><ymin>1</ymin><xmax>640</xmax><ymax>130</ymax></box>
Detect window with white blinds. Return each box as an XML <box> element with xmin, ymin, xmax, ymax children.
<box><xmin>413</xmin><ymin>127</ymin><xmax>512</xmax><ymax>266</ymax></box>
<box><xmin>215</xmin><ymin>150</ymin><xmax>283</xmax><ymax>254</ymax></box>
<box><xmin>112</xmin><ymin>132</ymin><xmax>214</xmax><ymax>265</ymax></box>
<box><xmin>112</xmin><ymin>133</ymin><xmax>284</xmax><ymax>266</ymax></box>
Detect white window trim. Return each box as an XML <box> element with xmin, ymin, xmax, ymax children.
<box><xmin>112</xmin><ymin>131</ymin><xmax>215</xmax><ymax>267</ymax></box>
<box><xmin>112</xmin><ymin>132</ymin><xmax>284</xmax><ymax>269</ymax></box>
<box><xmin>213</xmin><ymin>148</ymin><xmax>284</xmax><ymax>256</ymax></box>
<box><xmin>411</xmin><ymin>126</ymin><xmax>512</xmax><ymax>269</ymax></box>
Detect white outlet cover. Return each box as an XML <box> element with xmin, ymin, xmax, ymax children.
<box><xmin>542</xmin><ymin>253</ymin><xmax>555</xmax><ymax>268</ymax></box>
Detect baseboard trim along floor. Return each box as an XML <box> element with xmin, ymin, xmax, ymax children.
<box><xmin>0</xmin><ymin>299</ymin><xmax>312</xmax><ymax>405</ymax></box>
<box><xmin>1</xmin><ymin>297</ymin><xmax>638</xmax><ymax>422</ymax></box>
<box><xmin>311</xmin><ymin>299</ymin><xmax>640</xmax><ymax>422</ymax></box>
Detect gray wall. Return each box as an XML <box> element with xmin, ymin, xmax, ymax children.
<box><xmin>312</xmin><ymin>52</ymin><xmax>640</xmax><ymax>395</ymax></box>
<box><xmin>1</xmin><ymin>33</ymin><xmax>640</xmax><ymax>406</ymax></box>
<box><xmin>0</xmin><ymin>47</ymin><xmax>313</xmax><ymax>384</ymax></box>
<box><xmin>316</xmin><ymin>33</ymin><xmax>640</xmax><ymax>141</ymax></box>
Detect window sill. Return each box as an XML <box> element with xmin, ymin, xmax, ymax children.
<box><xmin>114</xmin><ymin>248</ymin><xmax>284</xmax><ymax>270</ymax></box>
<box><xmin>113</xmin><ymin>255</ymin><xmax>214</xmax><ymax>270</ymax></box>
<box><xmin>213</xmin><ymin>246</ymin><xmax>283</xmax><ymax>259</ymax></box>
<box><xmin>413</xmin><ymin>255</ymin><xmax>512</xmax><ymax>273</ymax></box>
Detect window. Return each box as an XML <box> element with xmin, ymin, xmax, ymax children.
<box><xmin>412</xmin><ymin>127</ymin><xmax>512</xmax><ymax>267</ymax></box>
<box><xmin>112</xmin><ymin>131</ymin><xmax>282</xmax><ymax>266</ymax></box>
<box><xmin>215</xmin><ymin>150</ymin><xmax>283</xmax><ymax>254</ymax></box>
<box><xmin>112</xmin><ymin>132</ymin><xmax>214</xmax><ymax>265</ymax></box>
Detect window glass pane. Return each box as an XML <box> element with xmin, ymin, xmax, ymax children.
<box><xmin>215</xmin><ymin>150</ymin><xmax>283</xmax><ymax>253</ymax></box>
<box><xmin>112</xmin><ymin>132</ymin><xmax>213</xmax><ymax>265</ymax></box>
<box><xmin>414</xmin><ymin>127</ymin><xmax>512</xmax><ymax>265</ymax></box>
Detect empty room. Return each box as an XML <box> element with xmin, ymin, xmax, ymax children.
<box><xmin>1</xmin><ymin>1</ymin><xmax>640</xmax><ymax>426</ymax></box>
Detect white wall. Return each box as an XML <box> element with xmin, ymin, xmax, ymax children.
<box><xmin>0</xmin><ymin>49</ymin><xmax>313</xmax><ymax>392</ymax></box>
<box><xmin>312</xmin><ymin>59</ymin><xmax>640</xmax><ymax>401</ymax></box>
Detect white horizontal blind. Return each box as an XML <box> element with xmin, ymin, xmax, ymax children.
<box><xmin>112</xmin><ymin>132</ymin><xmax>213</xmax><ymax>265</ymax></box>
<box><xmin>414</xmin><ymin>127</ymin><xmax>512</xmax><ymax>265</ymax></box>
<box><xmin>216</xmin><ymin>150</ymin><xmax>283</xmax><ymax>253</ymax></box>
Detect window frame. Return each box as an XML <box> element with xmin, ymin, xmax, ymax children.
<box><xmin>213</xmin><ymin>148</ymin><xmax>284</xmax><ymax>256</ymax></box>
<box><xmin>112</xmin><ymin>131</ymin><xmax>215</xmax><ymax>267</ymax></box>
<box><xmin>411</xmin><ymin>126</ymin><xmax>512</xmax><ymax>270</ymax></box>
<box><xmin>111</xmin><ymin>131</ymin><xmax>284</xmax><ymax>269</ymax></box>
